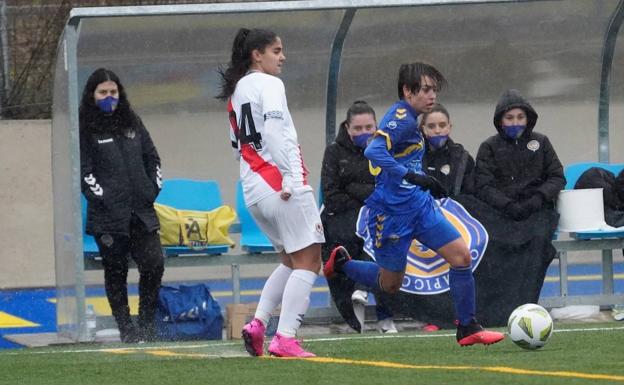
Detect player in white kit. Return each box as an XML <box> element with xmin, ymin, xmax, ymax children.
<box><xmin>217</xmin><ymin>28</ymin><xmax>324</xmax><ymax>358</ymax></box>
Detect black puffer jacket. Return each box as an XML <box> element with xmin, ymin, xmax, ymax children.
<box><xmin>475</xmin><ymin>89</ymin><xmax>565</xmax><ymax>211</ymax></box>
<box><xmin>321</xmin><ymin>125</ymin><xmax>375</xmax><ymax>215</ymax></box>
<box><xmin>423</xmin><ymin>138</ymin><xmax>475</xmax><ymax>197</ymax></box>
<box><xmin>80</xmin><ymin>107</ymin><xmax>162</xmax><ymax>236</ymax></box>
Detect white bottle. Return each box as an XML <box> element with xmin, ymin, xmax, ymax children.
<box><xmin>85</xmin><ymin>304</ymin><xmax>97</xmax><ymax>341</ymax></box>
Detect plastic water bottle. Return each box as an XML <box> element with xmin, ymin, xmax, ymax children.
<box><xmin>85</xmin><ymin>304</ymin><xmax>97</xmax><ymax>341</ymax></box>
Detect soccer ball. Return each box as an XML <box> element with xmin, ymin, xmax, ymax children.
<box><xmin>507</xmin><ymin>303</ymin><xmax>554</xmax><ymax>350</ymax></box>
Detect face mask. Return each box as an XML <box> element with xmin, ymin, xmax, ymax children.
<box><xmin>352</xmin><ymin>133</ymin><xmax>373</xmax><ymax>149</ymax></box>
<box><xmin>503</xmin><ymin>124</ymin><xmax>525</xmax><ymax>139</ymax></box>
<box><xmin>428</xmin><ymin>135</ymin><xmax>448</xmax><ymax>149</ymax></box>
<box><xmin>96</xmin><ymin>96</ymin><xmax>119</xmax><ymax>113</ymax></box>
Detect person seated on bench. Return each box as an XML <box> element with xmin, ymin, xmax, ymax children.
<box><xmin>320</xmin><ymin>100</ymin><xmax>397</xmax><ymax>334</ymax></box>
<box><xmin>467</xmin><ymin>89</ymin><xmax>566</xmax><ymax>326</ymax></box>
<box><xmin>80</xmin><ymin>68</ymin><xmax>164</xmax><ymax>343</ymax></box>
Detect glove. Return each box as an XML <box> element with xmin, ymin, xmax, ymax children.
<box><xmin>404</xmin><ymin>172</ymin><xmax>448</xmax><ymax>199</ymax></box>
<box><xmin>504</xmin><ymin>201</ymin><xmax>529</xmax><ymax>221</ymax></box>
<box><xmin>521</xmin><ymin>193</ymin><xmax>543</xmax><ymax>213</ymax></box>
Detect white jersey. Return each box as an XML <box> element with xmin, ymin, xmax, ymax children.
<box><xmin>228</xmin><ymin>72</ymin><xmax>310</xmax><ymax>206</ymax></box>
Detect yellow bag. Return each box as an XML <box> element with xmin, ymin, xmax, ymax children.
<box><xmin>154</xmin><ymin>203</ymin><xmax>236</xmax><ymax>249</ymax></box>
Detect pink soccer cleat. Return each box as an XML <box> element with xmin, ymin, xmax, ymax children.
<box><xmin>456</xmin><ymin>320</ymin><xmax>505</xmax><ymax>346</ymax></box>
<box><xmin>242</xmin><ymin>318</ymin><xmax>266</xmax><ymax>356</ymax></box>
<box><xmin>268</xmin><ymin>333</ymin><xmax>316</xmax><ymax>358</ymax></box>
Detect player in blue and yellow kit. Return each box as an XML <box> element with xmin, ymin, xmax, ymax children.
<box><xmin>324</xmin><ymin>62</ymin><xmax>504</xmax><ymax>346</ymax></box>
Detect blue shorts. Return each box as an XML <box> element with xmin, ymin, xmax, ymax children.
<box><xmin>367</xmin><ymin>202</ymin><xmax>461</xmax><ymax>272</ymax></box>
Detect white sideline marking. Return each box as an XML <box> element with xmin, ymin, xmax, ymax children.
<box><xmin>5</xmin><ymin>325</ymin><xmax>624</xmax><ymax>356</ymax></box>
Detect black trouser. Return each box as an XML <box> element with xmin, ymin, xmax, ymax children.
<box><xmin>94</xmin><ymin>216</ymin><xmax>164</xmax><ymax>333</ymax></box>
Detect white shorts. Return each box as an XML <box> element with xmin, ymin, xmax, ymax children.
<box><xmin>248</xmin><ymin>186</ymin><xmax>325</xmax><ymax>254</ymax></box>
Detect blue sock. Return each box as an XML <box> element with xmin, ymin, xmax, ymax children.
<box><xmin>342</xmin><ymin>260</ymin><xmax>380</xmax><ymax>290</ymax></box>
<box><xmin>375</xmin><ymin>299</ymin><xmax>393</xmax><ymax>321</ymax></box>
<box><xmin>449</xmin><ymin>266</ymin><xmax>476</xmax><ymax>326</ymax></box>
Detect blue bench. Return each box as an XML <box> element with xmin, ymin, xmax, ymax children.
<box><xmin>563</xmin><ymin>162</ymin><xmax>624</xmax><ymax>239</ymax></box>
<box><xmin>542</xmin><ymin>162</ymin><xmax>624</xmax><ymax>308</ymax></box>
<box><xmin>81</xmin><ymin>179</ymin><xmax>231</xmax><ymax>259</ymax></box>
<box><xmin>155</xmin><ymin>179</ymin><xmax>231</xmax><ymax>256</ymax></box>
<box><xmin>80</xmin><ymin>196</ymin><xmax>100</xmax><ymax>259</ymax></box>
<box><xmin>236</xmin><ymin>181</ymin><xmax>275</xmax><ymax>253</ymax></box>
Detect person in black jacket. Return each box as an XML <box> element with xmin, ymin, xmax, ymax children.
<box><xmin>79</xmin><ymin>68</ymin><xmax>164</xmax><ymax>343</ymax></box>
<box><xmin>320</xmin><ymin>101</ymin><xmax>396</xmax><ymax>333</ymax></box>
<box><xmin>468</xmin><ymin>89</ymin><xmax>565</xmax><ymax>326</ymax></box>
<box><xmin>475</xmin><ymin>89</ymin><xmax>565</xmax><ymax>220</ymax></box>
<box><xmin>421</xmin><ymin>103</ymin><xmax>474</xmax><ymax>197</ymax></box>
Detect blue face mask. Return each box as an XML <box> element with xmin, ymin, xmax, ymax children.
<box><xmin>352</xmin><ymin>133</ymin><xmax>373</xmax><ymax>149</ymax></box>
<box><xmin>96</xmin><ymin>96</ymin><xmax>119</xmax><ymax>114</ymax></box>
<box><xmin>428</xmin><ymin>135</ymin><xmax>449</xmax><ymax>149</ymax></box>
<box><xmin>503</xmin><ymin>124</ymin><xmax>525</xmax><ymax>139</ymax></box>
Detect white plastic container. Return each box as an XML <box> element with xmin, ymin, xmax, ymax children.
<box><xmin>557</xmin><ymin>188</ymin><xmax>605</xmax><ymax>232</ymax></box>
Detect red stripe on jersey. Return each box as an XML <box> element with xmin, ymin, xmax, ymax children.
<box><xmin>240</xmin><ymin>144</ymin><xmax>283</xmax><ymax>191</ymax></box>
<box><xmin>299</xmin><ymin>145</ymin><xmax>309</xmax><ymax>185</ymax></box>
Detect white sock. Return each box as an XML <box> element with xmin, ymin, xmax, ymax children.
<box><xmin>277</xmin><ymin>269</ymin><xmax>317</xmax><ymax>338</ymax></box>
<box><xmin>254</xmin><ymin>264</ymin><xmax>292</xmax><ymax>326</ymax></box>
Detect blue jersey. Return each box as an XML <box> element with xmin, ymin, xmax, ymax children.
<box><xmin>364</xmin><ymin>100</ymin><xmax>431</xmax><ymax>213</ymax></box>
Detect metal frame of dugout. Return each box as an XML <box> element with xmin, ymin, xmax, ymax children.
<box><xmin>53</xmin><ymin>0</ymin><xmax>624</xmax><ymax>342</ymax></box>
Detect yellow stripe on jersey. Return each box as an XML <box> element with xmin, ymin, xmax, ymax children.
<box><xmin>395</xmin><ymin>142</ymin><xmax>423</xmax><ymax>158</ymax></box>
<box><xmin>375</xmin><ymin>130</ymin><xmax>392</xmax><ymax>151</ymax></box>
<box><xmin>369</xmin><ymin>161</ymin><xmax>381</xmax><ymax>176</ymax></box>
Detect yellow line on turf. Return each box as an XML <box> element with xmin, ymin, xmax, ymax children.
<box><xmin>275</xmin><ymin>356</ymin><xmax>624</xmax><ymax>382</ymax></box>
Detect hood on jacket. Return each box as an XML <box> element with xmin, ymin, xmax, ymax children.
<box><xmin>335</xmin><ymin>120</ymin><xmax>362</xmax><ymax>152</ymax></box>
<box><xmin>493</xmin><ymin>89</ymin><xmax>538</xmax><ymax>137</ymax></box>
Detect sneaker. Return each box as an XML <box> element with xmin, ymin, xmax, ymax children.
<box><xmin>422</xmin><ymin>323</ymin><xmax>440</xmax><ymax>332</ymax></box>
<box><xmin>352</xmin><ymin>302</ymin><xmax>365</xmax><ymax>333</ymax></box>
<box><xmin>351</xmin><ymin>290</ymin><xmax>368</xmax><ymax>305</ymax></box>
<box><xmin>268</xmin><ymin>333</ymin><xmax>316</xmax><ymax>358</ymax></box>
<box><xmin>456</xmin><ymin>319</ymin><xmax>504</xmax><ymax>346</ymax></box>
<box><xmin>118</xmin><ymin>321</ymin><xmax>142</xmax><ymax>344</ymax></box>
<box><xmin>377</xmin><ymin>317</ymin><xmax>398</xmax><ymax>334</ymax></box>
<box><xmin>242</xmin><ymin>318</ymin><xmax>266</xmax><ymax>356</ymax></box>
<box><xmin>323</xmin><ymin>245</ymin><xmax>352</xmax><ymax>279</ymax></box>
<box><xmin>612</xmin><ymin>304</ymin><xmax>624</xmax><ymax>321</ymax></box>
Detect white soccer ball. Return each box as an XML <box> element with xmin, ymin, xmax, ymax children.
<box><xmin>507</xmin><ymin>303</ymin><xmax>554</xmax><ymax>350</ymax></box>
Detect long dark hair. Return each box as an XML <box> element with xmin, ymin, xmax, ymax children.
<box><xmin>79</xmin><ymin>68</ymin><xmax>133</xmax><ymax>130</ymax></box>
<box><xmin>339</xmin><ymin>100</ymin><xmax>376</xmax><ymax>131</ymax></box>
<box><xmin>216</xmin><ymin>28</ymin><xmax>278</xmax><ymax>101</ymax></box>
<box><xmin>397</xmin><ymin>62</ymin><xmax>446</xmax><ymax>99</ymax></box>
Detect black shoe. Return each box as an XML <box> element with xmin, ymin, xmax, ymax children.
<box><xmin>323</xmin><ymin>246</ymin><xmax>352</xmax><ymax>279</ymax></box>
<box><xmin>456</xmin><ymin>319</ymin><xmax>504</xmax><ymax>346</ymax></box>
<box><xmin>119</xmin><ymin>322</ymin><xmax>142</xmax><ymax>344</ymax></box>
<box><xmin>138</xmin><ymin>322</ymin><xmax>157</xmax><ymax>343</ymax></box>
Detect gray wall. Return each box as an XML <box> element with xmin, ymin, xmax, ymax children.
<box><xmin>3</xmin><ymin>96</ymin><xmax>623</xmax><ymax>288</ymax></box>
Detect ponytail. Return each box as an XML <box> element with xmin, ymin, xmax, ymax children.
<box><xmin>216</xmin><ymin>28</ymin><xmax>278</xmax><ymax>101</ymax></box>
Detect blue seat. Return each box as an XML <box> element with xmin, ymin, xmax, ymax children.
<box><xmin>562</xmin><ymin>162</ymin><xmax>624</xmax><ymax>239</ymax></box>
<box><xmin>236</xmin><ymin>181</ymin><xmax>275</xmax><ymax>253</ymax></box>
<box><xmin>564</xmin><ymin>162</ymin><xmax>624</xmax><ymax>189</ymax></box>
<box><xmin>81</xmin><ymin>195</ymin><xmax>100</xmax><ymax>259</ymax></box>
<box><xmin>156</xmin><ymin>179</ymin><xmax>230</xmax><ymax>256</ymax></box>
